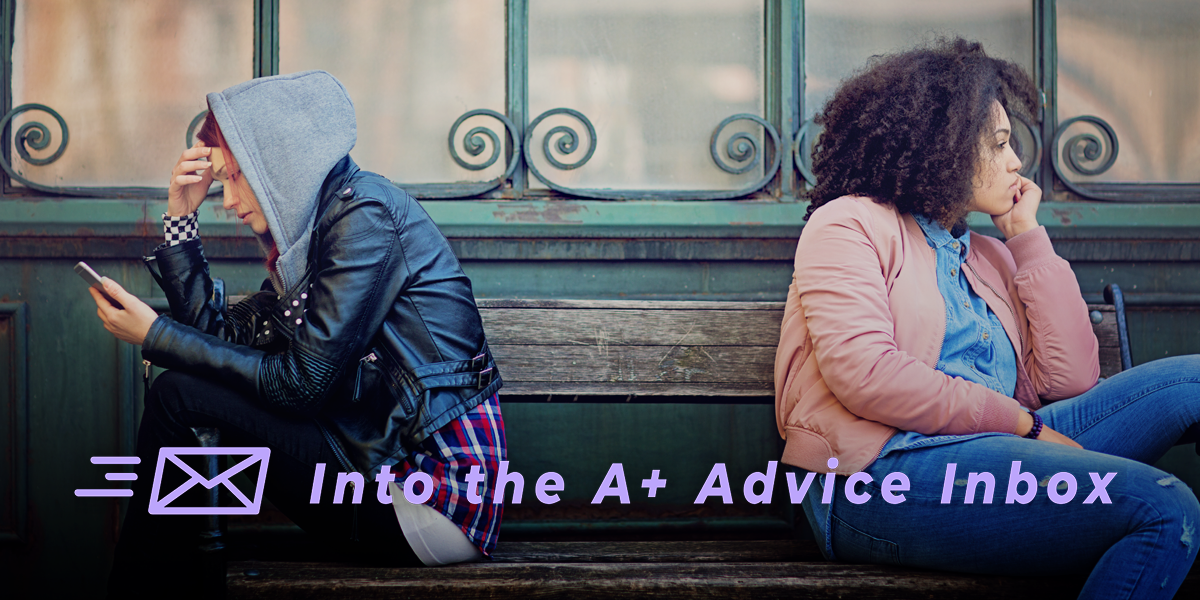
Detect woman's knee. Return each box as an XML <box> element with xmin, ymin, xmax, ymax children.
<box><xmin>1106</xmin><ymin>354</ymin><xmax>1200</xmax><ymax>423</ymax></box>
<box><xmin>1124</xmin><ymin>468</ymin><xmax>1200</xmax><ymax>557</ymax></box>
<box><xmin>145</xmin><ymin>370</ymin><xmax>196</xmax><ymax>412</ymax></box>
<box><xmin>1124</xmin><ymin>354</ymin><xmax>1200</xmax><ymax>385</ymax></box>
<box><xmin>1151</xmin><ymin>475</ymin><xmax>1200</xmax><ymax>550</ymax></box>
<box><xmin>143</xmin><ymin>370</ymin><xmax>223</xmax><ymax>430</ymax></box>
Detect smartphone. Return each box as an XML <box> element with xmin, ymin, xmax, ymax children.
<box><xmin>75</xmin><ymin>261</ymin><xmax>124</xmax><ymax>309</ymax></box>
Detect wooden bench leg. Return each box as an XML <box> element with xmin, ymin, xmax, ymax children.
<box><xmin>1103</xmin><ymin>284</ymin><xmax>1132</xmax><ymax>372</ymax></box>
<box><xmin>191</xmin><ymin>426</ymin><xmax>227</xmax><ymax>598</ymax></box>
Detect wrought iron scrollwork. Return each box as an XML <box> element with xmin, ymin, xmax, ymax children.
<box><xmin>706</xmin><ymin>114</ymin><xmax>781</xmax><ymax>197</ymax></box>
<box><xmin>1011</xmin><ymin>111</ymin><xmax>1042</xmax><ymax>179</ymax></box>
<box><xmin>1051</xmin><ymin>115</ymin><xmax>1121</xmax><ymax>200</ymax></box>
<box><xmin>450</xmin><ymin>109</ymin><xmax>521</xmax><ymax>177</ymax></box>
<box><xmin>710</xmin><ymin>114</ymin><xmax>771</xmax><ymax>176</ymax></box>
<box><xmin>404</xmin><ymin>109</ymin><xmax>522</xmax><ymax>199</ymax></box>
<box><xmin>534</xmin><ymin>110</ymin><xmax>596</xmax><ymax>172</ymax></box>
<box><xmin>451</xmin><ymin>118</ymin><xmax>501</xmax><ymax>171</ymax></box>
<box><xmin>0</xmin><ymin>103</ymin><xmax>70</xmax><ymax>193</ymax></box>
<box><xmin>524</xmin><ymin>109</ymin><xmax>780</xmax><ymax>200</ymax></box>
<box><xmin>0</xmin><ymin>103</ymin><xmax>199</xmax><ymax>196</ymax></box>
<box><xmin>792</xmin><ymin>118</ymin><xmax>821</xmax><ymax>187</ymax></box>
<box><xmin>523</xmin><ymin>108</ymin><xmax>597</xmax><ymax>193</ymax></box>
<box><xmin>186</xmin><ymin>110</ymin><xmax>208</xmax><ymax>149</ymax></box>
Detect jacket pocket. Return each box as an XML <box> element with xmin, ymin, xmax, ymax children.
<box><xmin>351</xmin><ymin>350</ymin><xmax>383</xmax><ymax>404</ymax></box>
<box><xmin>369</xmin><ymin>351</ymin><xmax>417</xmax><ymax>420</ymax></box>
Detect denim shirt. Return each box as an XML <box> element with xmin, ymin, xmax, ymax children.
<box><xmin>801</xmin><ymin>215</ymin><xmax>1020</xmax><ymax>557</ymax></box>
<box><xmin>912</xmin><ymin>214</ymin><xmax>1017</xmax><ymax>397</ymax></box>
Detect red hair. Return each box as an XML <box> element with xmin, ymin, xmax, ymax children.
<box><xmin>196</xmin><ymin>107</ymin><xmax>279</xmax><ymax>273</ymax></box>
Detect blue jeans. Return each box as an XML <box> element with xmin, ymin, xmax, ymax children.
<box><xmin>801</xmin><ymin>355</ymin><xmax>1200</xmax><ymax>600</ymax></box>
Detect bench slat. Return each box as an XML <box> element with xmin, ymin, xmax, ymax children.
<box><xmin>500</xmin><ymin>382</ymin><xmax>773</xmax><ymax>397</ymax></box>
<box><xmin>478</xmin><ymin>299</ymin><xmax>786</xmax><ymax>310</ymax></box>
<box><xmin>225</xmin><ymin>560</ymin><xmax>1105</xmax><ymax>600</ymax></box>
<box><xmin>230</xmin><ymin>296</ymin><xmax>1121</xmax><ymax>378</ymax></box>
<box><xmin>485</xmin><ymin>302</ymin><xmax>1124</xmax><ymax>397</ymax></box>
<box><xmin>492</xmin><ymin>344</ymin><xmax>774</xmax><ymax>383</ymax></box>
<box><xmin>488</xmin><ymin>540</ymin><xmax>819</xmax><ymax>563</ymax></box>
<box><xmin>226</xmin><ymin>536</ymin><xmax>1200</xmax><ymax>599</ymax></box>
<box><xmin>480</xmin><ymin>308</ymin><xmax>783</xmax><ymax>346</ymax></box>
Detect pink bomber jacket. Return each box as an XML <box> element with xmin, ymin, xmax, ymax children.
<box><xmin>773</xmin><ymin>196</ymin><xmax>1100</xmax><ymax>475</ymax></box>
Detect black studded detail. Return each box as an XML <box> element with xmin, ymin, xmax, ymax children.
<box><xmin>225</xmin><ymin>291</ymin><xmax>280</xmax><ymax>346</ymax></box>
<box><xmin>260</xmin><ymin>345</ymin><xmax>339</xmax><ymax>413</ymax></box>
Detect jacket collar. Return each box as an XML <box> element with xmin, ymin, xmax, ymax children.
<box><xmin>313</xmin><ymin>155</ymin><xmax>361</xmax><ymax>227</ymax></box>
<box><xmin>912</xmin><ymin>213</ymin><xmax>970</xmax><ymax>256</ymax></box>
<box><xmin>271</xmin><ymin>155</ymin><xmax>360</xmax><ymax>297</ymax></box>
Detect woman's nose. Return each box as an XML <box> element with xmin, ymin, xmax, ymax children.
<box><xmin>1006</xmin><ymin>144</ymin><xmax>1023</xmax><ymax>172</ymax></box>
<box><xmin>222</xmin><ymin>187</ymin><xmax>236</xmax><ymax>210</ymax></box>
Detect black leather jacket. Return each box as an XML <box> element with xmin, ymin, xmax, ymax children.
<box><xmin>142</xmin><ymin>156</ymin><xmax>502</xmax><ymax>476</ymax></box>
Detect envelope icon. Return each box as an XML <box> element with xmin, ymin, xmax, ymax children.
<box><xmin>148</xmin><ymin>447</ymin><xmax>271</xmax><ymax>515</ymax></box>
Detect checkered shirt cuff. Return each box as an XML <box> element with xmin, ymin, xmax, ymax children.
<box><xmin>163</xmin><ymin>211</ymin><xmax>199</xmax><ymax>246</ymax></box>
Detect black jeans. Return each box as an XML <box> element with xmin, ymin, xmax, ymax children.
<box><xmin>108</xmin><ymin>370</ymin><xmax>418</xmax><ymax>598</ymax></box>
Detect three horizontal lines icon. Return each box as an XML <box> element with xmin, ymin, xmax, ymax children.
<box><xmin>74</xmin><ymin>456</ymin><xmax>140</xmax><ymax>497</ymax></box>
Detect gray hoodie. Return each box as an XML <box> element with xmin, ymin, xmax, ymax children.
<box><xmin>206</xmin><ymin>70</ymin><xmax>356</xmax><ymax>295</ymax></box>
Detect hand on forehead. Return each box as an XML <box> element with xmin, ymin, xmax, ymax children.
<box><xmin>206</xmin><ymin>145</ymin><xmax>237</xmax><ymax>178</ymax></box>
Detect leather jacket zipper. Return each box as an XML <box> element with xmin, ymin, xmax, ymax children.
<box><xmin>353</xmin><ymin>352</ymin><xmax>377</xmax><ymax>401</ymax></box>
<box><xmin>964</xmin><ymin>261</ymin><xmax>1026</xmax><ymax>351</ymax></box>
<box><xmin>142</xmin><ymin>360</ymin><xmax>153</xmax><ymax>399</ymax></box>
<box><xmin>317</xmin><ymin>422</ymin><xmax>355</xmax><ymax>474</ymax></box>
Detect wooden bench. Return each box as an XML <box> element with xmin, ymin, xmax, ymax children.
<box><xmin>479</xmin><ymin>286</ymin><xmax>1133</xmax><ymax>396</ymax></box>
<box><xmin>189</xmin><ymin>283</ymin><xmax>1196</xmax><ymax>598</ymax></box>
<box><xmin>223</xmin><ymin>540</ymin><xmax>1102</xmax><ymax>599</ymax></box>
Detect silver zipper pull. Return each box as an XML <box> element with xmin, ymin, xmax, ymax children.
<box><xmin>353</xmin><ymin>353</ymin><xmax>377</xmax><ymax>402</ymax></box>
<box><xmin>143</xmin><ymin>360</ymin><xmax>151</xmax><ymax>380</ymax></box>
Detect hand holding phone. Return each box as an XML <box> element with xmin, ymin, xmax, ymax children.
<box><xmin>79</xmin><ymin>262</ymin><xmax>160</xmax><ymax>345</ymax></box>
<box><xmin>75</xmin><ymin>261</ymin><xmax>124</xmax><ymax>310</ymax></box>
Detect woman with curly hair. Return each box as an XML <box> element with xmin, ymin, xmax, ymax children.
<box><xmin>775</xmin><ymin>38</ymin><xmax>1199</xmax><ymax>598</ymax></box>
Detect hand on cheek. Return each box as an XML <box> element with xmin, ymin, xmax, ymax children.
<box><xmin>993</xmin><ymin>176</ymin><xmax>1041</xmax><ymax>240</ymax></box>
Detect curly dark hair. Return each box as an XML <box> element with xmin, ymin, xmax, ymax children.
<box><xmin>804</xmin><ymin>38</ymin><xmax>1039</xmax><ymax>227</ymax></box>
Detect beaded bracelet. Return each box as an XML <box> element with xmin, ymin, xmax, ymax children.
<box><xmin>1024</xmin><ymin>410</ymin><xmax>1043</xmax><ymax>439</ymax></box>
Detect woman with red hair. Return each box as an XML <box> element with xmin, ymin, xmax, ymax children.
<box><xmin>90</xmin><ymin>71</ymin><xmax>506</xmax><ymax>597</ymax></box>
